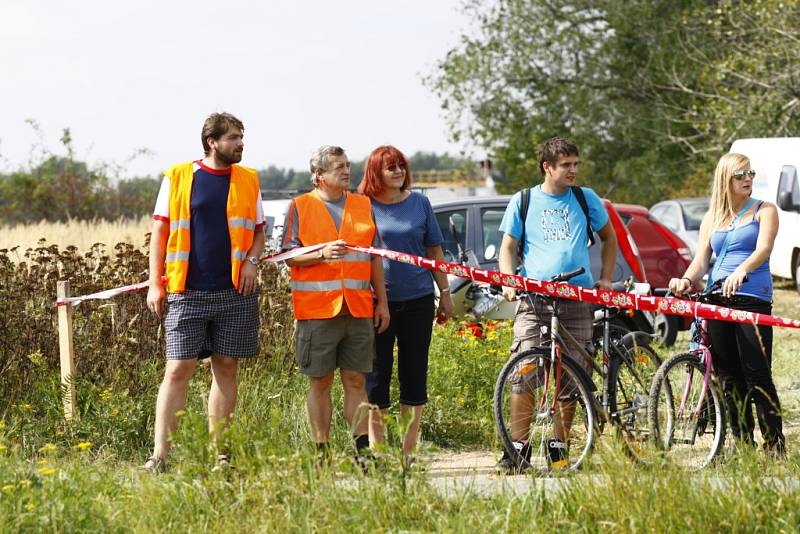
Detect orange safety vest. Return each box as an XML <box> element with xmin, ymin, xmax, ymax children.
<box><xmin>290</xmin><ymin>191</ymin><xmax>375</xmax><ymax>319</ymax></box>
<box><xmin>164</xmin><ymin>161</ymin><xmax>260</xmax><ymax>293</ymax></box>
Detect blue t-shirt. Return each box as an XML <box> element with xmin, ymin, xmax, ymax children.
<box><xmin>371</xmin><ymin>191</ymin><xmax>444</xmax><ymax>301</ymax></box>
<box><xmin>710</xmin><ymin>217</ymin><xmax>772</xmax><ymax>301</ymax></box>
<box><xmin>499</xmin><ymin>185</ymin><xmax>609</xmax><ymax>288</ymax></box>
<box><xmin>186</xmin><ymin>167</ymin><xmax>233</xmax><ymax>290</ymax></box>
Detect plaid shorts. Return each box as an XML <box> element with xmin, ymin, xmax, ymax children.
<box><xmin>165</xmin><ymin>288</ymin><xmax>260</xmax><ymax>360</ymax></box>
<box><xmin>509</xmin><ymin>296</ymin><xmax>594</xmax><ymax>393</ymax></box>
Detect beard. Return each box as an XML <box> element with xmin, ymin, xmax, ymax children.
<box><xmin>215</xmin><ymin>147</ymin><xmax>243</xmax><ymax>166</ymax></box>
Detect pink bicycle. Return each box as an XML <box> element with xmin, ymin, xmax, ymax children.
<box><xmin>647</xmin><ymin>278</ymin><xmax>729</xmax><ymax>470</ymax></box>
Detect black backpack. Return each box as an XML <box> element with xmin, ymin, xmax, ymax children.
<box><xmin>517</xmin><ymin>185</ymin><xmax>595</xmax><ymax>260</ymax></box>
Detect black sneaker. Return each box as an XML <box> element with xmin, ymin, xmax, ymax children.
<box><xmin>211</xmin><ymin>454</ymin><xmax>234</xmax><ymax>472</ymax></box>
<box><xmin>547</xmin><ymin>438</ymin><xmax>568</xmax><ymax>471</ymax></box>
<box><xmin>496</xmin><ymin>441</ymin><xmax>531</xmax><ymax>473</ymax></box>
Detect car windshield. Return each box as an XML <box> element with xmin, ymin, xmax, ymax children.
<box><xmin>682</xmin><ymin>201</ymin><xmax>708</xmax><ymax>231</ymax></box>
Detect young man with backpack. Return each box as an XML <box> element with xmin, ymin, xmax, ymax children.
<box><xmin>496</xmin><ymin>137</ymin><xmax>617</xmax><ymax>472</ymax></box>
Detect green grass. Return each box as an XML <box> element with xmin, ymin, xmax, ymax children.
<box><xmin>1</xmin><ymin>287</ymin><xmax>800</xmax><ymax>532</ymax></box>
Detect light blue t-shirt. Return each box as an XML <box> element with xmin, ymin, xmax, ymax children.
<box><xmin>499</xmin><ymin>185</ymin><xmax>609</xmax><ymax>288</ymax></box>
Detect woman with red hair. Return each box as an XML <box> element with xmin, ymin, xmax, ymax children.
<box><xmin>358</xmin><ymin>145</ymin><xmax>454</xmax><ymax>460</ymax></box>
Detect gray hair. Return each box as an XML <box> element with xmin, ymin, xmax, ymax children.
<box><xmin>309</xmin><ymin>145</ymin><xmax>345</xmax><ymax>186</ymax></box>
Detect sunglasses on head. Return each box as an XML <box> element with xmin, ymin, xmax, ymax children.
<box><xmin>732</xmin><ymin>168</ymin><xmax>756</xmax><ymax>180</ymax></box>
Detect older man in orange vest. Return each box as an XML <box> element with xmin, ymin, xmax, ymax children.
<box><xmin>142</xmin><ymin>112</ymin><xmax>265</xmax><ymax>473</ymax></box>
<box><xmin>283</xmin><ymin>145</ymin><xmax>390</xmax><ymax>467</ymax></box>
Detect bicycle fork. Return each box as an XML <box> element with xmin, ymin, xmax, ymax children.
<box><xmin>675</xmin><ymin>349</ymin><xmax>713</xmax><ymax>444</ymax></box>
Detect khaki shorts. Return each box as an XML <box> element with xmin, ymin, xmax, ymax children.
<box><xmin>295</xmin><ymin>315</ymin><xmax>375</xmax><ymax>377</ymax></box>
<box><xmin>509</xmin><ymin>296</ymin><xmax>594</xmax><ymax>394</ymax></box>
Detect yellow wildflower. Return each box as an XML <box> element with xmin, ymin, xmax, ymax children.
<box><xmin>0</xmin><ymin>420</ymin><xmax>5</xmax><ymax>430</ymax></box>
<box><xmin>18</xmin><ymin>479</ymin><xmax>31</xmax><ymax>488</ymax></box>
<box><xmin>38</xmin><ymin>443</ymin><xmax>57</xmax><ymax>454</ymax></box>
<box><xmin>0</xmin><ymin>444</ymin><xmax>6</xmax><ymax>452</ymax></box>
<box><xmin>99</xmin><ymin>389</ymin><xmax>113</xmax><ymax>401</ymax></box>
<box><xmin>25</xmin><ymin>502</ymin><xmax>35</xmax><ymax>511</ymax></box>
<box><xmin>37</xmin><ymin>467</ymin><xmax>56</xmax><ymax>476</ymax></box>
<box><xmin>37</xmin><ymin>459</ymin><xmax>49</xmax><ymax>465</ymax></box>
<box><xmin>73</xmin><ymin>442</ymin><xmax>92</xmax><ymax>451</ymax></box>
<box><xmin>1</xmin><ymin>484</ymin><xmax>14</xmax><ymax>493</ymax></box>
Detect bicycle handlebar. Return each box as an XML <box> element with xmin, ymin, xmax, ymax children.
<box><xmin>550</xmin><ymin>267</ymin><xmax>585</xmax><ymax>283</ymax></box>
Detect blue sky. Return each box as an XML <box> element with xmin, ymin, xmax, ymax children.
<box><xmin>0</xmin><ymin>0</ymin><xmax>473</xmax><ymax>177</ymax></box>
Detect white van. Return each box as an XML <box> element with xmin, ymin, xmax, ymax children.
<box><xmin>729</xmin><ymin>138</ymin><xmax>800</xmax><ymax>292</ymax></box>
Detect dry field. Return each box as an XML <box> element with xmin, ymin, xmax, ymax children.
<box><xmin>0</xmin><ymin>216</ymin><xmax>151</xmax><ymax>256</ymax></box>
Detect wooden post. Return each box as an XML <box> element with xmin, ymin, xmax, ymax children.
<box><xmin>57</xmin><ymin>281</ymin><xmax>77</xmax><ymax>421</ymax></box>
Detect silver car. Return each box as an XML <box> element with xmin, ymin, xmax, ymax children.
<box><xmin>649</xmin><ymin>197</ymin><xmax>709</xmax><ymax>259</ymax></box>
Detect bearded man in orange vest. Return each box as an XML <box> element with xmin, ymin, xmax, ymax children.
<box><xmin>282</xmin><ymin>145</ymin><xmax>390</xmax><ymax>467</ymax></box>
<box><xmin>141</xmin><ymin>112</ymin><xmax>266</xmax><ymax>473</ymax></box>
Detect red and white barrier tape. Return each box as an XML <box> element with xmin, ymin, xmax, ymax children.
<box><xmin>55</xmin><ymin>242</ymin><xmax>800</xmax><ymax>330</ymax></box>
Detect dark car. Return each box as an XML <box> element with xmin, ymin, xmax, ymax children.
<box><xmin>432</xmin><ymin>195</ymin><xmax>647</xmax><ymax>284</ymax></box>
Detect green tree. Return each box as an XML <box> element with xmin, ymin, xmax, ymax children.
<box><xmin>427</xmin><ymin>0</ymin><xmax>800</xmax><ymax>204</ymax></box>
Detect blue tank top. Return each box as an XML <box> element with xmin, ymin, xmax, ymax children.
<box><xmin>709</xmin><ymin>204</ymin><xmax>771</xmax><ymax>301</ymax></box>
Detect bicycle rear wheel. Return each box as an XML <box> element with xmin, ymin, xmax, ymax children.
<box><xmin>608</xmin><ymin>340</ymin><xmax>661</xmax><ymax>461</ymax></box>
<box><xmin>493</xmin><ymin>348</ymin><xmax>597</xmax><ymax>473</ymax></box>
<box><xmin>647</xmin><ymin>352</ymin><xmax>726</xmax><ymax>470</ymax></box>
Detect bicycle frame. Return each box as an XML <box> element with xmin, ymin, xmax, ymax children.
<box><xmin>678</xmin><ymin>319</ymin><xmax>714</xmax><ymax>421</ymax></box>
<box><xmin>529</xmin><ymin>294</ymin><xmax>642</xmax><ymax>424</ymax></box>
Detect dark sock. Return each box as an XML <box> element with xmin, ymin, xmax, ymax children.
<box><xmin>354</xmin><ymin>434</ymin><xmax>369</xmax><ymax>452</ymax></box>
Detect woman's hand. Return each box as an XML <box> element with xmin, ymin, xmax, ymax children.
<box><xmin>668</xmin><ymin>277</ymin><xmax>692</xmax><ymax>297</ymax></box>
<box><xmin>722</xmin><ymin>267</ymin><xmax>748</xmax><ymax>298</ymax></box>
<box><xmin>436</xmin><ymin>291</ymin><xmax>454</xmax><ymax>322</ymax></box>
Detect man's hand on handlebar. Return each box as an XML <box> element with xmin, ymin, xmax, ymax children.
<box><xmin>595</xmin><ymin>278</ymin><xmax>612</xmax><ymax>290</ymax></box>
<box><xmin>502</xmin><ymin>286</ymin><xmax>517</xmax><ymax>302</ymax></box>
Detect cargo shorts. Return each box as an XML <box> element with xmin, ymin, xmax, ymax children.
<box><xmin>294</xmin><ymin>315</ymin><xmax>375</xmax><ymax>377</ymax></box>
<box><xmin>508</xmin><ymin>296</ymin><xmax>595</xmax><ymax>394</ymax></box>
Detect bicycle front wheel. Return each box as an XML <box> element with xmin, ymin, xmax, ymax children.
<box><xmin>647</xmin><ymin>352</ymin><xmax>726</xmax><ymax>470</ymax></box>
<box><xmin>493</xmin><ymin>348</ymin><xmax>597</xmax><ymax>473</ymax></box>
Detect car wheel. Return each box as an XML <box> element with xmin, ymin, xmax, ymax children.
<box><xmin>654</xmin><ymin>313</ymin><xmax>678</xmax><ymax>347</ymax></box>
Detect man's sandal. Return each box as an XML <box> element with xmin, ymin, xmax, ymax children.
<box><xmin>138</xmin><ymin>456</ymin><xmax>166</xmax><ymax>474</ymax></box>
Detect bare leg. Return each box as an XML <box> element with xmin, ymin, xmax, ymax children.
<box><xmin>510</xmin><ymin>391</ymin><xmax>535</xmax><ymax>442</ymax></box>
<box><xmin>553</xmin><ymin>401</ymin><xmax>577</xmax><ymax>442</ymax></box>
<box><xmin>368</xmin><ymin>408</ymin><xmax>385</xmax><ymax>448</ymax></box>
<box><xmin>399</xmin><ymin>404</ymin><xmax>423</xmax><ymax>456</ymax></box>
<box><xmin>208</xmin><ymin>354</ymin><xmax>238</xmax><ymax>452</ymax></box>
<box><xmin>152</xmin><ymin>359</ymin><xmax>197</xmax><ymax>459</ymax></box>
<box><xmin>307</xmin><ymin>373</ymin><xmax>334</xmax><ymax>443</ymax></box>
<box><xmin>341</xmin><ymin>369</ymin><xmax>369</xmax><ymax>437</ymax></box>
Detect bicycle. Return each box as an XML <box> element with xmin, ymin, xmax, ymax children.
<box><xmin>493</xmin><ymin>268</ymin><xmax>661</xmax><ymax>473</ymax></box>
<box><xmin>646</xmin><ymin>278</ymin><xmax>728</xmax><ymax>470</ymax></box>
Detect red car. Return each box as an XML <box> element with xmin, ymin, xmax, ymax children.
<box><xmin>614</xmin><ymin>203</ymin><xmax>693</xmax><ymax>345</ymax></box>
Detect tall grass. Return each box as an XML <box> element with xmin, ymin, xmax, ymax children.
<box><xmin>1</xmin><ymin>236</ymin><xmax>799</xmax><ymax>531</ymax></box>
<box><xmin>0</xmin><ymin>217</ymin><xmax>151</xmax><ymax>256</ymax></box>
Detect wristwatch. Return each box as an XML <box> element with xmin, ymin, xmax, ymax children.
<box><xmin>247</xmin><ymin>256</ymin><xmax>259</xmax><ymax>266</ymax></box>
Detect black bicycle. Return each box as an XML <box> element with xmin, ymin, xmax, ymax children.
<box><xmin>493</xmin><ymin>268</ymin><xmax>661</xmax><ymax>473</ymax></box>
